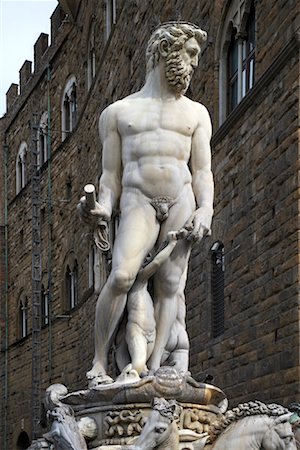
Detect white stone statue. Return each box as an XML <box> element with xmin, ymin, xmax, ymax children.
<box><xmin>79</xmin><ymin>21</ymin><xmax>214</xmax><ymax>385</ymax></box>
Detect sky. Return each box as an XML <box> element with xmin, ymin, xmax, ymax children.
<box><xmin>0</xmin><ymin>0</ymin><xmax>58</xmax><ymax>117</ymax></box>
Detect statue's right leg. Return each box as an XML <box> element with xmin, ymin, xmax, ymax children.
<box><xmin>87</xmin><ymin>194</ymin><xmax>159</xmax><ymax>383</ymax></box>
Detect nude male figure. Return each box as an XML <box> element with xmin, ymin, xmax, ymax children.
<box><xmin>80</xmin><ymin>22</ymin><xmax>214</xmax><ymax>384</ymax></box>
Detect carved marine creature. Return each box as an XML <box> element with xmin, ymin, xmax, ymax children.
<box><xmin>43</xmin><ymin>384</ymin><xmax>88</xmax><ymax>450</ymax></box>
<box><xmin>208</xmin><ymin>400</ymin><xmax>296</xmax><ymax>450</ymax></box>
<box><xmin>289</xmin><ymin>403</ymin><xmax>300</xmax><ymax>449</ymax></box>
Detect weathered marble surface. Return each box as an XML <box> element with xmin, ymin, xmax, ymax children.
<box><xmin>29</xmin><ymin>387</ymin><xmax>297</xmax><ymax>450</ymax></box>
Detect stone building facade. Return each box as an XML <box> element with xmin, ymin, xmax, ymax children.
<box><xmin>0</xmin><ymin>0</ymin><xmax>299</xmax><ymax>448</ymax></box>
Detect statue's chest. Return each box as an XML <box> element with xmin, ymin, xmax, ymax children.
<box><xmin>118</xmin><ymin>102</ymin><xmax>196</xmax><ymax>137</ymax></box>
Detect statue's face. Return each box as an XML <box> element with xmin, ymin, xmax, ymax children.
<box><xmin>180</xmin><ymin>37</ymin><xmax>201</xmax><ymax>72</ymax></box>
<box><xmin>165</xmin><ymin>37</ymin><xmax>201</xmax><ymax>95</ymax></box>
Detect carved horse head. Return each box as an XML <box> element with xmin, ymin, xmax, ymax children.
<box><xmin>133</xmin><ymin>398</ymin><xmax>181</xmax><ymax>450</ymax></box>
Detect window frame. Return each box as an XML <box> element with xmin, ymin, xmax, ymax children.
<box><xmin>37</xmin><ymin>111</ymin><xmax>48</xmax><ymax>168</ymax></box>
<box><xmin>16</xmin><ymin>142</ymin><xmax>28</xmax><ymax>194</ymax></box>
<box><xmin>61</xmin><ymin>76</ymin><xmax>77</xmax><ymax>141</ymax></box>
<box><xmin>41</xmin><ymin>285</ymin><xmax>49</xmax><ymax>326</ymax></box>
<box><xmin>218</xmin><ymin>0</ymin><xmax>256</xmax><ymax>123</ymax></box>
<box><xmin>65</xmin><ymin>260</ymin><xmax>78</xmax><ymax>310</ymax></box>
<box><xmin>19</xmin><ymin>293</ymin><xmax>29</xmax><ymax>339</ymax></box>
<box><xmin>87</xmin><ymin>20</ymin><xmax>96</xmax><ymax>89</ymax></box>
<box><xmin>105</xmin><ymin>0</ymin><xmax>117</xmax><ymax>41</ymax></box>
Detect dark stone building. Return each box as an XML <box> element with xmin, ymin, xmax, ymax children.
<box><xmin>0</xmin><ymin>0</ymin><xmax>299</xmax><ymax>448</ymax></box>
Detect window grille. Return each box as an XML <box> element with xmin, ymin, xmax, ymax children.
<box><xmin>19</xmin><ymin>295</ymin><xmax>28</xmax><ymax>338</ymax></box>
<box><xmin>211</xmin><ymin>242</ymin><xmax>225</xmax><ymax>338</ymax></box>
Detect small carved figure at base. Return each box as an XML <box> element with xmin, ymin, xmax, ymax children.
<box><xmin>116</xmin><ymin>364</ymin><xmax>141</xmax><ymax>384</ymax></box>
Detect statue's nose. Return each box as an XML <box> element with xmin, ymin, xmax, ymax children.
<box><xmin>191</xmin><ymin>55</ymin><xmax>198</xmax><ymax>68</ymax></box>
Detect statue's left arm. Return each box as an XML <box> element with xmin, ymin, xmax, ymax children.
<box><xmin>185</xmin><ymin>104</ymin><xmax>214</xmax><ymax>242</ymax></box>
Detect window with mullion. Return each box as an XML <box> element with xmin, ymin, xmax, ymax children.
<box><xmin>242</xmin><ymin>9</ymin><xmax>255</xmax><ymax>96</ymax></box>
<box><xmin>70</xmin><ymin>83</ymin><xmax>77</xmax><ymax>128</ymax></box>
<box><xmin>228</xmin><ymin>33</ymin><xmax>239</xmax><ymax>113</ymax></box>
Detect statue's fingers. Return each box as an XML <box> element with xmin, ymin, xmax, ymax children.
<box><xmin>191</xmin><ymin>224</ymin><xmax>206</xmax><ymax>242</ymax></box>
<box><xmin>167</xmin><ymin>231</ymin><xmax>178</xmax><ymax>241</ymax></box>
<box><xmin>184</xmin><ymin>218</ymin><xmax>194</xmax><ymax>230</ymax></box>
<box><xmin>177</xmin><ymin>228</ymin><xmax>189</xmax><ymax>240</ymax></box>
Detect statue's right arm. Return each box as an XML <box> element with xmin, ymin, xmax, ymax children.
<box><xmin>77</xmin><ymin>104</ymin><xmax>122</xmax><ymax>225</ymax></box>
<box><xmin>97</xmin><ymin>104</ymin><xmax>122</xmax><ymax>220</ymax></box>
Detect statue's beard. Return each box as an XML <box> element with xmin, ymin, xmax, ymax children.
<box><xmin>165</xmin><ymin>51</ymin><xmax>193</xmax><ymax>95</ymax></box>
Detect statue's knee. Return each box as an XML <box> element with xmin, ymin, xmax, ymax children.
<box><xmin>111</xmin><ymin>269</ymin><xmax>134</xmax><ymax>292</ymax></box>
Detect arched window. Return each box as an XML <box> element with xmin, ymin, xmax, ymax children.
<box><xmin>37</xmin><ymin>111</ymin><xmax>48</xmax><ymax>168</ymax></box>
<box><xmin>218</xmin><ymin>0</ymin><xmax>256</xmax><ymax>122</ymax></box>
<box><xmin>19</xmin><ymin>293</ymin><xmax>29</xmax><ymax>338</ymax></box>
<box><xmin>16</xmin><ymin>431</ymin><xmax>30</xmax><ymax>449</ymax></box>
<box><xmin>87</xmin><ymin>21</ymin><xmax>96</xmax><ymax>89</ymax></box>
<box><xmin>211</xmin><ymin>242</ymin><xmax>225</xmax><ymax>338</ymax></box>
<box><xmin>61</xmin><ymin>76</ymin><xmax>77</xmax><ymax>141</ymax></box>
<box><xmin>66</xmin><ymin>260</ymin><xmax>78</xmax><ymax>310</ymax></box>
<box><xmin>16</xmin><ymin>142</ymin><xmax>28</xmax><ymax>194</ymax></box>
<box><xmin>105</xmin><ymin>0</ymin><xmax>117</xmax><ymax>40</ymax></box>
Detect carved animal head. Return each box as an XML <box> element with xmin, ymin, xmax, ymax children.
<box><xmin>261</xmin><ymin>416</ymin><xmax>296</xmax><ymax>450</ymax></box>
<box><xmin>133</xmin><ymin>398</ymin><xmax>181</xmax><ymax>450</ymax></box>
<box><xmin>210</xmin><ymin>415</ymin><xmax>296</xmax><ymax>450</ymax></box>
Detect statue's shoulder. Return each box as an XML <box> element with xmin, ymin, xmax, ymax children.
<box><xmin>183</xmin><ymin>96</ymin><xmax>209</xmax><ymax>114</ymax></box>
<box><xmin>99</xmin><ymin>100</ymin><xmax>130</xmax><ymax>132</ymax></box>
<box><xmin>101</xmin><ymin>99</ymin><xmax>126</xmax><ymax>116</ymax></box>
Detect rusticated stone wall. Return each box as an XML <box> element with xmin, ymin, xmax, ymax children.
<box><xmin>0</xmin><ymin>0</ymin><xmax>299</xmax><ymax>448</ymax></box>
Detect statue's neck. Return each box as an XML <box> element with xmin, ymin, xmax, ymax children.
<box><xmin>140</xmin><ymin>65</ymin><xmax>181</xmax><ymax>100</ymax></box>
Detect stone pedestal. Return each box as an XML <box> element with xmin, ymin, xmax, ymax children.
<box><xmin>59</xmin><ymin>368</ymin><xmax>227</xmax><ymax>449</ymax></box>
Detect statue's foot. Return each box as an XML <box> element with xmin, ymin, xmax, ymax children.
<box><xmin>140</xmin><ymin>367</ymin><xmax>150</xmax><ymax>378</ymax></box>
<box><xmin>116</xmin><ymin>364</ymin><xmax>140</xmax><ymax>384</ymax></box>
<box><xmin>88</xmin><ymin>374</ymin><xmax>114</xmax><ymax>388</ymax></box>
<box><xmin>86</xmin><ymin>361</ymin><xmax>105</xmax><ymax>379</ymax></box>
<box><xmin>86</xmin><ymin>363</ymin><xmax>114</xmax><ymax>388</ymax></box>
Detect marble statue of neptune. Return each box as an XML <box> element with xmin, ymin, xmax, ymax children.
<box><xmin>79</xmin><ymin>22</ymin><xmax>214</xmax><ymax>385</ymax></box>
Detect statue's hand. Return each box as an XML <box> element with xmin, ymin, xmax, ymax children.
<box><xmin>77</xmin><ymin>196</ymin><xmax>111</xmax><ymax>227</ymax></box>
<box><xmin>184</xmin><ymin>206</ymin><xmax>213</xmax><ymax>243</ymax></box>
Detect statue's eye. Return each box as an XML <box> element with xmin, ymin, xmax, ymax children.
<box><xmin>155</xmin><ymin>425</ymin><xmax>167</xmax><ymax>434</ymax></box>
<box><xmin>187</xmin><ymin>48</ymin><xmax>198</xmax><ymax>57</ymax></box>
